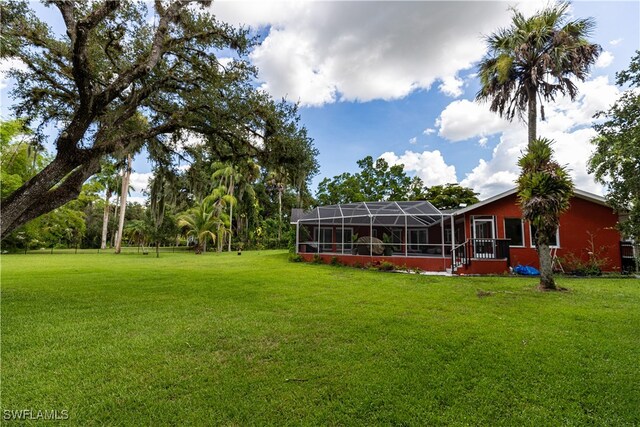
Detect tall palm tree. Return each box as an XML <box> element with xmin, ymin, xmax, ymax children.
<box><xmin>478</xmin><ymin>2</ymin><xmax>598</xmax><ymax>290</ymax></box>
<box><xmin>178</xmin><ymin>197</ymin><xmax>220</xmax><ymax>254</ymax></box>
<box><xmin>114</xmin><ymin>154</ymin><xmax>133</xmax><ymax>254</ymax></box>
<box><xmin>212</xmin><ymin>160</ymin><xmax>259</xmax><ymax>251</ymax></box>
<box><xmin>517</xmin><ymin>138</ymin><xmax>574</xmax><ymax>290</ymax></box>
<box><xmin>267</xmin><ymin>167</ymin><xmax>288</xmax><ymax>242</ymax></box>
<box><xmin>476</xmin><ymin>2</ymin><xmax>601</xmax><ymax>145</ymax></box>
<box><xmin>95</xmin><ymin>162</ymin><xmax>118</xmax><ymax>250</ymax></box>
<box><xmin>208</xmin><ymin>186</ymin><xmax>237</xmax><ymax>252</ymax></box>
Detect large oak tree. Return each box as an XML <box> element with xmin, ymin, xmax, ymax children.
<box><xmin>0</xmin><ymin>0</ymin><xmax>313</xmax><ymax>240</ymax></box>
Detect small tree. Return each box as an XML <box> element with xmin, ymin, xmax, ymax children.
<box><xmin>178</xmin><ymin>198</ymin><xmax>220</xmax><ymax>255</ymax></box>
<box><xmin>517</xmin><ymin>138</ymin><xmax>574</xmax><ymax>290</ymax></box>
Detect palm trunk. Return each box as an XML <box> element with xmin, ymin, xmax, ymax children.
<box><xmin>100</xmin><ymin>188</ymin><xmax>111</xmax><ymax>249</ymax></box>
<box><xmin>114</xmin><ymin>155</ymin><xmax>132</xmax><ymax>254</ymax></box>
<box><xmin>111</xmin><ymin>193</ymin><xmax>120</xmax><ymax>247</ymax></box>
<box><xmin>537</xmin><ymin>242</ymin><xmax>556</xmax><ymax>290</ymax></box>
<box><xmin>527</xmin><ymin>87</ymin><xmax>537</xmax><ymax>146</ymax></box>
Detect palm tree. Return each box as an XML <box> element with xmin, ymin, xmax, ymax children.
<box><xmin>267</xmin><ymin>167</ymin><xmax>288</xmax><ymax>242</ymax></box>
<box><xmin>478</xmin><ymin>2</ymin><xmax>598</xmax><ymax>290</ymax></box>
<box><xmin>517</xmin><ymin>138</ymin><xmax>574</xmax><ymax>290</ymax></box>
<box><xmin>114</xmin><ymin>154</ymin><xmax>133</xmax><ymax>254</ymax></box>
<box><xmin>124</xmin><ymin>219</ymin><xmax>148</xmax><ymax>253</ymax></box>
<box><xmin>212</xmin><ymin>160</ymin><xmax>258</xmax><ymax>251</ymax></box>
<box><xmin>476</xmin><ymin>2</ymin><xmax>601</xmax><ymax>145</ymax></box>
<box><xmin>208</xmin><ymin>186</ymin><xmax>237</xmax><ymax>252</ymax></box>
<box><xmin>95</xmin><ymin>162</ymin><xmax>118</xmax><ymax>250</ymax></box>
<box><xmin>178</xmin><ymin>197</ymin><xmax>220</xmax><ymax>254</ymax></box>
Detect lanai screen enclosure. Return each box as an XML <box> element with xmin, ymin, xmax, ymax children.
<box><xmin>294</xmin><ymin>201</ymin><xmax>462</xmax><ymax>259</ymax></box>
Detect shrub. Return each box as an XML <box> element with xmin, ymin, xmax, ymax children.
<box><xmin>378</xmin><ymin>261</ymin><xmax>395</xmax><ymax>271</ymax></box>
<box><xmin>561</xmin><ymin>252</ymin><xmax>607</xmax><ymax>276</ymax></box>
<box><xmin>312</xmin><ymin>254</ymin><xmax>323</xmax><ymax>264</ymax></box>
<box><xmin>330</xmin><ymin>256</ymin><xmax>341</xmax><ymax>266</ymax></box>
<box><xmin>352</xmin><ymin>262</ymin><xmax>363</xmax><ymax>269</ymax></box>
<box><xmin>289</xmin><ymin>253</ymin><xmax>303</xmax><ymax>263</ymax></box>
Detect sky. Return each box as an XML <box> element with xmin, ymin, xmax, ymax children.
<box><xmin>1</xmin><ymin>1</ymin><xmax>639</xmax><ymax>204</ymax></box>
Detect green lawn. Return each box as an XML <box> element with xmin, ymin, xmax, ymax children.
<box><xmin>2</xmin><ymin>251</ymin><xmax>639</xmax><ymax>425</ymax></box>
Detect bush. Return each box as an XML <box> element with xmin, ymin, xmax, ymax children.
<box><xmin>378</xmin><ymin>261</ymin><xmax>395</xmax><ymax>271</ymax></box>
<box><xmin>289</xmin><ymin>253</ymin><xmax>303</xmax><ymax>263</ymax></box>
<box><xmin>561</xmin><ymin>252</ymin><xmax>606</xmax><ymax>276</ymax></box>
<box><xmin>312</xmin><ymin>254</ymin><xmax>323</xmax><ymax>264</ymax></box>
<box><xmin>330</xmin><ymin>256</ymin><xmax>341</xmax><ymax>266</ymax></box>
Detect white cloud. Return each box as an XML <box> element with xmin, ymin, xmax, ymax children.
<box><xmin>439</xmin><ymin>75</ymin><xmax>464</xmax><ymax>98</ymax></box>
<box><xmin>450</xmin><ymin>76</ymin><xmax>621</xmax><ymax>198</ymax></box>
<box><xmin>595</xmin><ymin>51</ymin><xmax>614</xmax><ymax>69</ymax></box>
<box><xmin>213</xmin><ymin>1</ymin><xmax>539</xmax><ymax>106</ymax></box>
<box><xmin>0</xmin><ymin>58</ymin><xmax>28</xmax><ymax>90</ymax></box>
<box><xmin>409</xmin><ymin>137</ymin><xmax>417</xmax><ymax>145</ymax></box>
<box><xmin>478</xmin><ymin>137</ymin><xmax>488</xmax><ymax>147</ymax></box>
<box><xmin>379</xmin><ymin>150</ymin><xmax>457</xmax><ymax>187</ymax></box>
<box><xmin>437</xmin><ymin>99</ymin><xmax>516</xmax><ymax>142</ymax></box>
<box><xmin>609</xmin><ymin>38</ymin><xmax>623</xmax><ymax>46</ymax></box>
<box><xmin>127</xmin><ymin>196</ymin><xmax>148</xmax><ymax>206</ymax></box>
<box><xmin>171</xmin><ymin>130</ymin><xmax>206</xmax><ymax>153</ymax></box>
<box><xmin>129</xmin><ymin>172</ymin><xmax>153</xmax><ymax>193</ymax></box>
<box><xmin>423</xmin><ymin>128</ymin><xmax>436</xmax><ymax>135</ymax></box>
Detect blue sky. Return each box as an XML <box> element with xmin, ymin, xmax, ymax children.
<box><xmin>1</xmin><ymin>1</ymin><xmax>639</xmax><ymax>203</ymax></box>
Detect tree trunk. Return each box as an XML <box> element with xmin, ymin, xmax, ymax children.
<box><xmin>114</xmin><ymin>155</ymin><xmax>132</xmax><ymax>254</ymax></box>
<box><xmin>100</xmin><ymin>188</ymin><xmax>112</xmax><ymax>249</ymax></box>
<box><xmin>0</xmin><ymin>153</ymin><xmax>99</xmax><ymax>239</ymax></box>
<box><xmin>228</xmin><ymin>175</ymin><xmax>234</xmax><ymax>252</ymax></box>
<box><xmin>527</xmin><ymin>87</ymin><xmax>537</xmax><ymax>146</ymax></box>
<box><xmin>156</xmin><ymin>241</ymin><xmax>160</xmax><ymax>258</ymax></box>
<box><xmin>278</xmin><ymin>186</ymin><xmax>283</xmax><ymax>242</ymax></box>
<box><xmin>537</xmin><ymin>242</ymin><xmax>556</xmax><ymax>290</ymax></box>
<box><xmin>111</xmin><ymin>193</ymin><xmax>120</xmax><ymax>247</ymax></box>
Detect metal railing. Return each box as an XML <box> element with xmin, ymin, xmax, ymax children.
<box><xmin>452</xmin><ymin>238</ymin><xmax>511</xmax><ymax>270</ymax></box>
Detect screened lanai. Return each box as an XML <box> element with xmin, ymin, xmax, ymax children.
<box><xmin>294</xmin><ymin>201</ymin><xmax>464</xmax><ymax>258</ymax></box>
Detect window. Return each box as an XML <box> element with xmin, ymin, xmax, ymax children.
<box><xmin>314</xmin><ymin>227</ymin><xmax>333</xmax><ymax>252</ymax></box>
<box><xmin>504</xmin><ymin>218</ymin><xmax>524</xmax><ymax>247</ymax></box>
<box><xmin>336</xmin><ymin>228</ymin><xmax>353</xmax><ymax>251</ymax></box>
<box><xmin>409</xmin><ymin>229</ymin><xmax>427</xmax><ymax>251</ymax></box>
<box><xmin>444</xmin><ymin>229</ymin><xmax>452</xmax><ymax>244</ymax></box>
<box><xmin>530</xmin><ymin>224</ymin><xmax>559</xmax><ymax>248</ymax></box>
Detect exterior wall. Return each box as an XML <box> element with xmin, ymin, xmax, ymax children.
<box><xmin>300</xmin><ymin>253</ymin><xmax>452</xmax><ymax>272</ymax></box>
<box><xmin>457</xmin><ymin>260</ymin><xmax>510</xmax><ymax>275</ymax></box>
<box><xmin>460</xmin><ymin>193</ymin><xmax>622</xmax><ymax>272</ymax></box>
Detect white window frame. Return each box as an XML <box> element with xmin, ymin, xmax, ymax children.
<box><xmin>409</xmin><ymin>229</ymin><xmax>427</xmax><ymax>251</ymax></box>
<box><xmin>529</xmin><ymin>223</ymin><xmax>560</xmax><ymax>248</ymax></box>
<box><xmin>504</xmin><ymin>218</ymin><xmax>525</xmax><ymax>248</ymax></box>
<box><xmin>337</xmin><ymin>227</ymin><xmax>354</xmax><ymax>251</ymax></box>
<box><xmin>314</xmin><ymin>227</ymin><xmax>334</xmax><ymax>252</ymax></box>
<box><xmin>444</xmin><ymin>228</ymin><xmax>452</xmax><ymax>244</ymax></box>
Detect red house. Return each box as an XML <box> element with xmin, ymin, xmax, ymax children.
<box><xmin>292</xmin><ymin>188</ymin><xmax>633</xmax><ymax>274</ymax></box>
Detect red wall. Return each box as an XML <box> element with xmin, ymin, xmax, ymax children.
<box><xmin>461</xmin><ymin>193</ymin><xmax>622</xmax><ymax>272</ymax></box>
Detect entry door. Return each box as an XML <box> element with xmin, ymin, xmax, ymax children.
<box><xmin>473</xmin><ymin>218</ymin><xmax>495</xmax><ymax>257</ymax></box>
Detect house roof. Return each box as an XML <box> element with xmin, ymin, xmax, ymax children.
<box><xmin>292</xmin><ymin>200</ymin><xmax>447</xmax><ymax>227</ymax></box>
<box><xmin>451</xmin><ymin>187</ymin><xmax>608</xmax><ymax>216</ymax></box>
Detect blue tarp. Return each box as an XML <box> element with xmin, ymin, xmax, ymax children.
<box><xmin>513</xmin><ymin>264</ymin><xmax>540</xmax><ymax>276</ymax></box>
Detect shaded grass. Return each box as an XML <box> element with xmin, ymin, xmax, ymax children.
<box><xmin>2</xmin><ymin>251</ymin><xmax>639</xmax><ymax>425</ymax></box>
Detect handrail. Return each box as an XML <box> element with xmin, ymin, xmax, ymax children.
<box><xmin>451</xmin><ymin>238</ymin><xmax>511</xmax><ymax>271</ymax></box>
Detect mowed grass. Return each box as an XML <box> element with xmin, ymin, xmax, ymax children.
<box><xmin>2</xmin><ymin>251</ymin><xmax>639</xmax><ymax>425</ymax></box>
